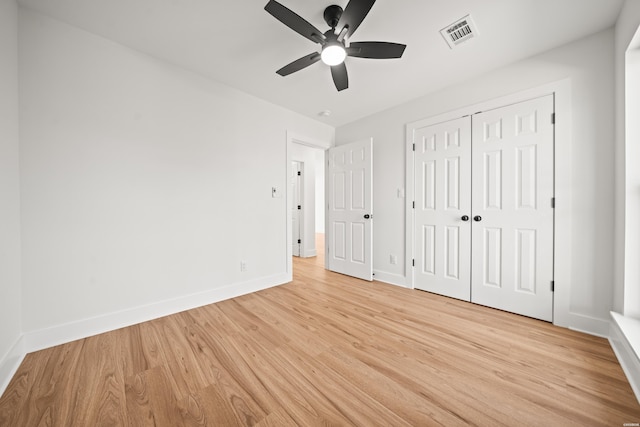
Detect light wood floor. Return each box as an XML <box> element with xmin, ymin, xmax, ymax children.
<box><xmin>1</xmin><ymin>235</ymin><xmax>639</xmax><ymax>426</ymax></box>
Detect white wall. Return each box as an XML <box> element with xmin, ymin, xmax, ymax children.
<box><xmin>0</xmin><ymin>0</ymin><xmax>24</xmax><ymax>391</ymax></box>
<box><xmin>18</xmin><ymin>8</ymin><xmax>333</xmax><ymax>346</ymax></box>
<box><xmin>336</xmin><ymin>29</ymin><xmax>616</xmax><ymax>334</ymax></box>
<box><xmin>614</xmin><ymin>0</ymin><xmax>640</xmax><ymax>318</ymax></box>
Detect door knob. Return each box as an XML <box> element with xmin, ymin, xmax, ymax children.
<box><xmin>474</xmin><ymin>215</ymin><xmax>482</xmax><ymax>222</ymax></box>
<box><xmin>364</xmin><ymin>214</ymin><xmax>371</xmax><ymax>219</ymax></box>
<box><xmin>461</xmin><ymin>215</ymin><xmax>469</xmax><ymax>221</ymax></box>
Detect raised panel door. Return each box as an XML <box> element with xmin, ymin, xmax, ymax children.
<box><xmin>470</xmin><ymin>95</ymin><xmax>554</xmax><ymax>321</ymax></box>
<box><xmin>414</xmin><ymin>116</ymin><xmax>472</xmax><ymax>301</ymax></box>
<box><xmin>328</xmin><ymin>139</ymin><xmax>373</xmax><ymax>281</ymax></box>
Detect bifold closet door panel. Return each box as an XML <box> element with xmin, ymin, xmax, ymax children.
<box><xmin>414</xmin><ymin>116</ymin><xmax>472</xmax><ymax>301</ymax></box>
<box><xmin>470</xmin><ymin>95</ymin><xmax>555</xmax><ymax>322</ymax></box>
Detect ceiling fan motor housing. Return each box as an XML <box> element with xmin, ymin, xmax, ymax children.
<box><xmin>324</xmin><ymin>5</ymin><xmax>343</xmax><ymax>29</ymax></box>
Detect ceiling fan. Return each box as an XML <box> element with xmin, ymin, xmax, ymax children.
<box><xmin>264</xmin><ymin>0</ymin><xmax>406</xmax><ymax>91</ymax></box>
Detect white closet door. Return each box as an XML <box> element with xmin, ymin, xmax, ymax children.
<box><xmin>414</xmin><ymin>116</ymin><xmax>472</xmax><ymax>301</ymax></box>
<box><xmin>471</xmin><ymin>95</ymin><xmax>555</xmax><ymax>321</ymax></box>
<box><xmin>327</xmin><ymin>139</ymin><xmax>373</xmax><ymax>281</ymax></box>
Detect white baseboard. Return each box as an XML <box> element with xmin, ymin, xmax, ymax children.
<box><xmin>302</xmin><ymin>249</ymin><xmax>317</xmax><ymax>258</ymax></box>
<box><xmin>373</xmin><ymin>270</ymin><xmax>409</xmax><ymax>288</ymax></box>
<box><xmin>566</xmin><ymin>312</ymin><xmax>611</xmax><ymax>338</ymax></box>
<box><xmin>609</xmin><ymin>312</ymin><xmax>640</xmax><ymax>404</ymax></box>
<box><xmin>24</xmin><ymin>273</ymin><xmax>290</xmax><ymax>354</ymax></box>
<box><xmin>0</xmin><ymin>335</ymin><xmax>26</xmax><ymax>398</ymax></box>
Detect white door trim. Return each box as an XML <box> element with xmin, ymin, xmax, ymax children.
<box><xmin>405</xmin><ymin>79</ymin><xmax>595</xmax><ymax>331</ymax></box>
<box><xmin>286</xmin><ymin>132</ymin><xmax>331</xmax><ymax>281</ymax></box>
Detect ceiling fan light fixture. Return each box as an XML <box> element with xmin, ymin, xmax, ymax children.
<box><xmin>321</xmin><ymin>43</ymin><xmax>346</xmax><ymax>66</ymax></box>
<box><xmin>265</xmin><ymin>0</ymin><xmax>407</xmax><ymax>91</ymax></box>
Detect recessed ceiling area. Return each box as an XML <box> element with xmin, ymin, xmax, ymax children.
<box><xmin>17</xmin><ymin>0</ymin><xmax>624</xmax><ymax>126</ymax></box>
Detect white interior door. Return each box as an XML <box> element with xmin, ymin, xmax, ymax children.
<box><xmin>471</xmin><ymin>95</ymin><xmax>554</xmax><ymax>321</ymax></box>
<box><xmin>414</xmin><ymin>116</ymin><xmax>472</xmax><ymax>300</ymax></box>
<box><xmin>328</xmin><ymin>139</ymin><xmax>373</xmax><ymax>281</ymax></box>
<box><xmin>290</xmin><ymin>161</ymin><xmax>302</xmax><ymax>257</ymax></box>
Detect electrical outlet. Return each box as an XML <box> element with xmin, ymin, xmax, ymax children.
<box><xmin>390</xmin><ymin>255</ymin><xmax>398</xmax><ymax>265</ymax></box>
<box><xmin>240</xmin><ymin>261</ymin><xmax>248</xmax><ymax>272</ymax></box>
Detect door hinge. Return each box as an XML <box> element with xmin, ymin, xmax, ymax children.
<box><xmin>551</xmin><ymin>281</ymin><xmax>555</xmax><ymax>292</ymax></box>
<box><xmin>297</xmin><ymin>239</ymin><xmax>301</xmax><ymax>244</ymax></box>
<box><xmin>412</xmin><ymin>259</ymin><xmax>415</xmax><ymax>267</ymax></box>
<box><xmin>551</xmin><ymin>197</ymin><xmax>555</xmax><ymax>208</ymax></box>
<box><xmin>551</xmin><ymin>113</ymin><xmax>556</xmax><ymax>124</ymax></box>
<box><xmin>297</xmin><ymin>171</ymin><xmax>301</xmax><ymax>176</ymax></box>
<box><xmin>297</xmin><ymin>205</ymin><xmax>301</xmax><ymax>210</ymax></box>
<box><xmin>412</xmin><ymin>143</ymin><xmax>415</xmax><ymax>151</ymax></box>
<box><xmin>412</xmin><ymin>201</ymin><xmax>415</xmax><ymax>209</ymax></box>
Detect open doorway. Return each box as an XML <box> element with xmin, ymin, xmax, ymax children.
<box><xmin>289</xmin><ymin>144</ymin><xmax>325</xmax><ymax>258</ymax></box>
<box><xmin>286</xmin><ymin>132</ymin><xmax>330</xmax><ymax>279</ymax></box>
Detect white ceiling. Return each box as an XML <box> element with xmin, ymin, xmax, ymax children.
<box><xmin>18</xmin><ymin>0</ymin><xmax>624</xmax><ymax>127</ymax></box>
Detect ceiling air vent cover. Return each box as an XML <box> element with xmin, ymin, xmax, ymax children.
<box><xmin>440</xmin><ymin>15</ymin><xmax>478</xmax><ymax>49</ymax></box>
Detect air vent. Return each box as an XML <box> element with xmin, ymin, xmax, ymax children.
<box><xmin>440</xmin><ymin>15</ymin><xmax>478</xmax><ymax>49</ymax></box>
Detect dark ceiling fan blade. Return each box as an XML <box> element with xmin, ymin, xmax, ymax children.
<box><xmin>276</xmin><ymin>52</ymin><xmax>321</xmax><ymax>76</ymax></box>
<box><xmin>346</xmin><ymin>41</ymin><xmax>406</xmax><ymax>59</ymax></box>
<box><xmin>337</xmin><ymin>0</ymin><xmax>376</xmax><ymax>40</ymax></box>
<box><xmin>330</xmin><ymin>63</ymin><xmax>349</xmax><ymax>91</ymax></box>
<box><xmin>265</xmin><ymin>1</ymin><xmax>326</xmax><ymax>44</ymax></box>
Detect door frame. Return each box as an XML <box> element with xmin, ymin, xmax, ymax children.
<box><xmin>286</xmin><ymin>132</ymin><xmax>331</xmax><ymax>280</ymax></box>
<box><xmin>291</xmin><ymin>160</ymin><xmax>303</xmax><ymax>257</ymax></box>
<box><xmin>405</xmin><ymin>79</ymin><xmax>577</xmax><ymax>330</ymax></box>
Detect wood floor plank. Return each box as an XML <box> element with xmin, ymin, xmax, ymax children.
<box><xmin>150</xmin><ymin>315</ymin><xmax>213</xmax><ymax>401</ymax></box>
<box><xmin>175</xmin><ymin>311</ymin><xmax>272</xmax><ymax>422</ymax></box>
<box><xmin>114</xmin><ymin>324</ymin><xmax>152</xmax><ymax>379</ymax></box>
<box><xmin>12</xmin><ymin>340</ymin><xmax>85</xmax><ymax>426</ymax></box>
<box><xmin>1</xmin><ymin>236</ymin><xmax>639</xmax><ymax>425</ymax></box>
<box><xmin>69</xmin><ymin>332</ymin><xmax>127</xmax><ymax>426</ymax></box>
<box><xmin>0</xmin><ymin>349</ymin><xmax>50</xmax><ymax>426</ymax></box>
<box><xmin>230</xmin><ymin>292</ymin><xmax>328</xmax><ymax>357</ymax></box>
<box><xmin>177</xmin><ymin>384</ymin><xmax>252</xmax><ymax>427</ymax></box>
<box><xmin>270</xmin><ymin>344</ymin><xmax>414</xmax><ymax>427</ymax></box>
<box><xmin>253</xmin><ymin>408</ymin><xmax>297</xmax><ymax>427</ymax></box>
<box><xmin>216</xmin><ymin>299</ymin><xmax>291</xmax><ymax>352</ymax></box>
<box><xmin>318</xmin><ymin>337</ymin><xmax>510</xmax><ymax>426</ymax></box>
<box><xmin>124</xmin><ymin>366</ymin><xmax>182</xmax><ymax>427</ymax></box>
